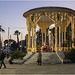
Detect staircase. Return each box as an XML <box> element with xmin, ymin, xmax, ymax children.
<box><xmin>24</xmin><ymin>52</ymin><xmax>65</xmax><ymax>64</ymax></box>
<box><xmin>23</xmin><ymin>52</ymin><xmax>35</xmax><ymax>62</ymax></box>
<box><xmin>12</xmin><ymin>52</ymin><xmax>65</xmax><ymax>64</ymax></box>
<box><xmin>55</xmin><ymin>51</ymin><xmax>65</xmax><ymax>64</ymax></box>
<box><xmin>12</xmin><ymin>52</ymin><xmax>35</xmax><ymax>64</ymax></box>
<box><xmin>24</xmin><ymin>53</ymin><xmax>38</xmax><ymax>64</ymax></box>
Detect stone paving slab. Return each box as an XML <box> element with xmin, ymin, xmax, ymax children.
<box><xmin>0</xmin><ymin>63</ymin><xmax>75</xmax><ymax>74</ymax></box>
<box><xmin>0</xmin><ymin>58</ymin><xmax>75</xmax><ymax>74</ymax></box>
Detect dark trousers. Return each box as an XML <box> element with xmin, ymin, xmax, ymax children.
<box><xmin>38</xmin><ymin>61</ymin><xmax>41</xmax><ymax>66</ymax></box>
<box><xmin>0</xmin><ymin>60</ymin><xmax>6</xmax><ymax>68</ymax></box>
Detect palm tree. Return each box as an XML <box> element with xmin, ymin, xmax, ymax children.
<box><xmin>14</xmin><ymin>30</ymin><xmax>20</xmax><ymax>50</ymax></box>
<box><xmin>0</xmin><ymin>25</ymin><xmax>5</xmax><ymax>50</ymax></box>
<box><xmin>14</xmin><ymin>30</ymin><xmax>20</xmax><ymax>44</ymax></box>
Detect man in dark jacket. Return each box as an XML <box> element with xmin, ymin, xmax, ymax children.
<box><xmin>0</xmin><ymin>50</ymin><xmax>6</xmax><ymax>69</ymax></box>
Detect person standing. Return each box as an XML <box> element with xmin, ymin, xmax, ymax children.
<box><xmin>37</xmin><ymin>52</ymin><xmax>42</xmax><ymax>66</ymax></box>
<box><xmin>0</xmin><ymin>50</ymin><xmax>6</xmax><ymax>69</ymax></box>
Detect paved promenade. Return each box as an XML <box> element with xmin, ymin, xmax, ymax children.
<box><xmin>0</xmin><ymin>58</ymin><xmax>75</xmax><ymax>74</ymax></box>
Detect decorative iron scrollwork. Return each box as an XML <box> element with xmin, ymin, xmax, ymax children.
<box><xmin>31</xmin><ymin>14</ymin><xmax>35</xmax><ymax>22</ymax></box>
<box><xmin>41</xmin><ymin>12</ymin><xmax>45</xmax><ymax>16</ymax></box>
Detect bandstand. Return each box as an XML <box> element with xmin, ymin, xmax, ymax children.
<box><xmin>23</xmin><ymin>7</ymin><xmax>75</xmax><ymax>52</ymax></box>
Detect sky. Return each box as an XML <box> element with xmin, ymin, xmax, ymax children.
<box><xmin>0</xmin><ymin>1</ymin><xmax>75</xmax><ymax>44</ymax></box>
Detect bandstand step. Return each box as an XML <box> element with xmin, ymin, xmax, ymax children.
<box><xmin>23</xmin><ymin>52</ymin><xmax>35</xmax><ymax>62</ymax></box>
<box><xmin>24</xmin><ymin>52</ymin><xmax>65</xmax><ymax>64</ymax></box>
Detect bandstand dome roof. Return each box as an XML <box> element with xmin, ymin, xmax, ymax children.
<box><xmin>23</xmin><ymin>7</ymin><xmax>75</xmax><ymax>18</ymax></box>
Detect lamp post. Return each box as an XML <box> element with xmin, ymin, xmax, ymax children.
<box><xmin>20</xmin><ymin>28</ymin><xmax>22</xmax><ymax>51</ymax></box>
<box><xmin>0</xmin><ymin>25</ymin><xmax>5</xmax><ymax>50</ymax></box>
<box><xmin>8</xmin><ymin>27</ymin><xmax>10</xmax><ymax>52</ymax></box>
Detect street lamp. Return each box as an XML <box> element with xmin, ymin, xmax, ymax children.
<box><xmin>0</xmin><ymin>25</ymin><xmax>5</xmax><ymax>50</ymax></box>
<box><xmin>20</xmin><ymin>28</ymin><xmax>23</xmax><ymax>51</ymax></box>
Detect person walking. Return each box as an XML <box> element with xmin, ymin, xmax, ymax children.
<box><xmin>37</xmin><ymin>52</ymin><xmax>42</xmax><ymax>66</ymax></box>
<box><xmin>0</xmin><ymin>50</ymin><xmax>6</xmax><ymax>69</ymax></box>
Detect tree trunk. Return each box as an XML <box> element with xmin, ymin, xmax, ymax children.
<box><xmin>17</xmin><ymin>34</ymin><xmax>19</xmax><ymax>43</ymax></box>
<box><xmin>17</xmin><ymin>34</ymin><xmax>19</xmax><ymax>50</ymax></box>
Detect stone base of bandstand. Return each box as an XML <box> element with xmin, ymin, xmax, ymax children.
<box><xmin>23</xmin><ymin>52</ymin><xmax>64</xmax><ymax>64</ymax></box>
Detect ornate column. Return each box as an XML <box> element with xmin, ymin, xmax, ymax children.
<box><xmin>59</xmin><ymin>12</ymin><xmax>62</xmax><ymax>51</ymax></box>
<box><xmin>63</xmin><ymin>28</ymin><xmax>66</xmax><ymax>51</ymax></box>
<box><xmin>55</xmin><ymin>25</ymin><xmax>58</xmax><ymax>51</ymax></box>
<box><xmin>59</xmin><ymin>26</ymin><xmax>61</xmax><ymax>51</ymax></box>
<box><xmin>32</xmin><ymin>27</ymin><xmax>34</xmax><ymax>50</ymax></box>
<box><xmin>55</xmin><ymin>26</ymin><xmax>58</xmax><ymax>51</ymax></box>
<box><xmin>42</xmin><ymin>32</ymin><xmax>43</xmax><ymax>44</ymax></box>
<box><xmin>34</xmin><ymin>25</ymin><xmax>36</xmax><ymax>52</ymax></box>
<box><xmin>49</xmin><ymin>30</ymin><xmax>51</xmax><ymax>46</ymax></box>
<box><xmin>71</xmin><ymin>16</ymin><xmax>75</xmax><ymax>48</ymax></box>
<box><xmin>28</xmin><ymin>29</ymin><xmax>31</xmax><ymax>49</ymax></box>
<box><xmin>26</xmin><ymin>19</ymin><xmax>31</xmax><ymax>51</ymax></box>
<box><xmin>64</xmin><ymin>28</ymin><xmax>66</xmax><ymax>42</ymax></box>
<box><xmin>51</xmin><ymin>31</ymin><xmax>53</xmax><ymax>50</ymax></box>
<box><xmin>31</xmin><ymin>25</ymin><xmax>36</xmax><ymax>52</ymax></box>
<box><xmin>62</xmin><ymin>32</ymin><xmax>63</xmax><ymax>48</ymax></box>
<box><xmin>55</xmin><ymin>12</ymin><xmax>58</xmax><ymax>51</ymax></box>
